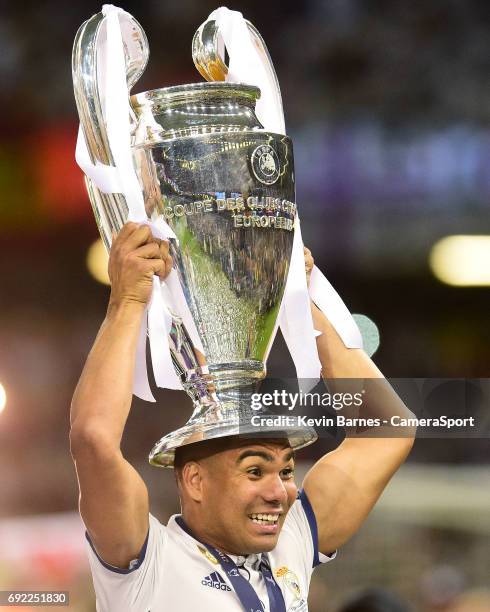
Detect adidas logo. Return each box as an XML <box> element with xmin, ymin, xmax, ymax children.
<box><xmin>201</xmin><ymin>571</ymin><xmax>232</xmax><ymax>591</ymax></box>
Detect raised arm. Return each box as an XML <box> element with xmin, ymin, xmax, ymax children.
<box><xmin>301</xmin><ymin>249</ymin><xmax>416</xmax><ymax>554</ymax></box>
<box><xmin>69</xmin><ymin>223</ymin><xmax>172</xmax><ymax>568</ymax></box>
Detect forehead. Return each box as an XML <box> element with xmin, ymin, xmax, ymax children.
<box><xmin>222</xmin><ymin>440</ymin><xmax>294</xmax><ymax>462</ymax></box>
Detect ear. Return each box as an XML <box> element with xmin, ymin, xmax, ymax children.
<box><xmin>181</xmin><ymin>461</ymin><xmax>204</xmax><ymax>503</ymax></box>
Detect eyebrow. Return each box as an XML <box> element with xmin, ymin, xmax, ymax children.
<box><xmin>236</xmin><ymin>450</ymin><xmax>295</xmax><ymax>464</ymax></box>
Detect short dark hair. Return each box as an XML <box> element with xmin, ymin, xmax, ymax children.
<box><xmin>174</xmin><ymin>435</ymin><xmax>292</xmax><ymax>472</ymax></box>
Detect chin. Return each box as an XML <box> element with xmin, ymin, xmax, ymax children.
<box><xmin>254</xmin><ymin>539</ymin><xmax>278</xmax><ymax>553</ymax></box>
<box><xmin>245</xmin><ymin>533</ymin><xmax>280</xmax><ymax>554</ymax></box>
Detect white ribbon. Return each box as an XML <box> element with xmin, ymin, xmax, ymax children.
<box><xmin>276</xmin><ymin>219</ymin><xmax>321</xmax><ymax>380</ymax></box>
<box><xmin>75</xmin><ymin>130</ymin><xmax>124</xmax><ymax>193</ymax></box>
<box><xmin>76</xmin><ymin>5</ymin><xmax>183</xmax><ymax>400</ymax></box>
<box><xmin>309</xmin><ymin>267</ymin><xmax>363</xmax><ymax>348</ymax></box>
<box><xmin>209</xmin><ymin>7</ymin><xmax>285</xmax><ymax>135</ymax></box>
<box><xmin>206</xmin><ymin>7</ymin><xmax>363</xmax><ymax>387</ymax></box>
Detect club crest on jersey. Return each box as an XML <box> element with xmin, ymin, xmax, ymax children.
<box><xmin>275</xmin><ymin>566</ymin><xmax>306</xmax><ymax>611</ymax></box>
<box><xmin>201</xmin><ymin>571</ymin><xmax>232</xmax><ymax>591</ymax></box>
<box><xmin>197</xmin><ymin>544</ymin><xmax>219</xmax><ymax>565</ymax></box>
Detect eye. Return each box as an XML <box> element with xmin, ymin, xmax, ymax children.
<box><xmin>247</xmin><ymin>467</ymin><xmax>262</xmax><ymax>478</ymax></box>
<box><xmin>281</xmin><ymin>467</ymin><xmax>295</xmax><ymax>479</ymax></box>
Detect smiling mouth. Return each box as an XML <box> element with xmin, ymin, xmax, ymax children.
<box><xmin>248</xmin><ymin>513</ymin><xmax>280</xmax><ymax>525</ymax></box>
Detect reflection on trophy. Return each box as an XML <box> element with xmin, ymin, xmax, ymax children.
<box><xmin>72</xmin><ymin>7</ymin><xmax>317</xmax><ymax>467</ymax></box>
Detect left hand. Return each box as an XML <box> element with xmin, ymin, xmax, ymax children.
<box><xmin>304</xmin><ymin>246</ymin><xmax>314</xmax><ymax>287</ymax></box>
<box><xmin>108</xmin><ymin>223</ymin><xmax>173</xmax><ymax>309</ymax></box>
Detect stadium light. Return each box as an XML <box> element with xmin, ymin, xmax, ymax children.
<box><xmin>0</xmin><ymin>383</ymin><xmax>6</xmax><ymax>414</ymax></box>
<box><xmin>430</xmin><ymin>235</ymin><xmax>490</xmax><ymax>287</ymax></box>
<box><xmin>86</xmin><ymin>239</ymin><xmax>110</xmax><ymax>285</ymax></box>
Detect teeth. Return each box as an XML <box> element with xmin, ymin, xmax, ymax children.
<box><xmin>250</xmin><ymin>513</ymin><xmax>279</xmax><ymax>524</ymax></box>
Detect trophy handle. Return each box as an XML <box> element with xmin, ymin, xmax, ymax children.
<box><xmin>72</xmin><ymin>9</ymin><xmax>148</xmax><ymax>164</ymax></box>
<box><xmin>192</xmin><ymin>19</ymin><xmax>275</xmax><ymax>83</ymax></box>
<box><xmin>192</xmin><ymin>19</ymin><xmax>229</xmax><ymax>81</ymax></box>
<box><xmin>72</xmin><ymin>9</ymin><xmax>149</xmax><ymax>243</ymax></box>
<box><xmin>192</xmin><ymin>17</ymin><xmax>284</xmax><ymax>133</ymax></box>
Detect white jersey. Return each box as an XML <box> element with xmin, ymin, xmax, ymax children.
<box><xmin>86</xmin><ymin>490</ymin><xmax>336</xmax><ymax>612</ymax></box>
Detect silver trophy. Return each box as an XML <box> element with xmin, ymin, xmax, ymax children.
<box><xmin>72</xmin><ymin>9</ymin><xmax>317</xmax><ymax>467</ymax></box>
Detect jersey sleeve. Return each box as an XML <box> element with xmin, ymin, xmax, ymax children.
<box><xmin>280</xmin><ymin>489</ymin><xmax>337</xmax><ymax>579</ymax></box>
<box><xmin>85</xmin><ymin>513</ymin><xmax>166</xmax><ymax>612</ymax></box>
<box><xmin>297</xmin><ymin>489</ymin><xmax>337</xmax><ymax>567</ymax></box>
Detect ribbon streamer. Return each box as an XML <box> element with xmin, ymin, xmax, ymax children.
<box><xmin>76</xmin><ymin>5</ymin><xmax>183</xmax><ymax>399</ymax></box>
<box><xmin>205</xmin><ymin>7</ymin><xmax>363</xmax><ymax>388</ymax></box>
<box><xmin>277</xmin><ymin>219</ymin><xmax>322</xmax><ymax>380</ymax></box>
<box><xmin>209</xmin><ymin>7</ymin><xmax>285</xmax><ymax>135</ymax></box>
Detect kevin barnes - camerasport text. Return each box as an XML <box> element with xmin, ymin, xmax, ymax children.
<box><xmin>251</xmin><ymin>415</ymin><xmax>476</xmax><ymax>429</ymax></box>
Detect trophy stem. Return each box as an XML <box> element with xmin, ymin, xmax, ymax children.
<box><xmin>209</xmin><ymin>360</ymin><xmax>266</xmax><ymax>388</ymax></box>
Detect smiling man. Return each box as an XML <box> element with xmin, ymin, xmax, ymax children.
<box><xmin>70</xmin><ymin>223</ymin><xmax>416</xmax><ymax>611</ymax></box>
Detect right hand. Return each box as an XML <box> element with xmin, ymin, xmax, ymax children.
<box><xmin>108</xmin><ymin>222</ymin><xmax>173</xmax><ymax>308</ymax></box>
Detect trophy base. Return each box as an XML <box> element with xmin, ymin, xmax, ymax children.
<box><xmin>150</xmin><ymin>362</ymin><xmax>317</xmax><ymax>468</ymax></box>
<box><xmin>148</xmin><ymin>410</ymin><xmax>318</xmax><ymax>468</ymax></box>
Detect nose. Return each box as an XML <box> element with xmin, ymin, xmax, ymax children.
<box><xmin>261</xmin><ymin>473</ymin><xmax>289</xmax><ymax>505</ymax></box>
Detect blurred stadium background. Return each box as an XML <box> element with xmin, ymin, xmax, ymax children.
<box><xmin>0</xmin><ymin>0</ymin><xmax>489</xmax><ymax>610</ymax></box>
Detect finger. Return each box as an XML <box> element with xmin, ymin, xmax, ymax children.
<box><xmin>159</xmin><ymin>240</ymin><xmax>170</xmax><ymax>259</ymax></box>
<box><xmin>117</xmin><ymin>222</ymin><xmax>140</xmax><ymax>239</ymax></box>
<box><xmin>123</xmin><ymin>224</ymin><xmax>154</xmax><ymax>251</ymax></box>
<box><xmin>110</xmin><ymin>223</ymin><xmax>137</xmax><ymax>251</ymax></box>
<box><xmin>148</xmin><ymin>259</ymin><xmax>166</xmax><ymax>279</ymax></box>
<box><xmin>163</xmin><ymin>254</ymin><xmax>173</xmax><ymax>278</ymax></box>
<box><xmin>133</xmin><ymin>242</ymin><xmax>161</xmax><ymax>260</ymax></box>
